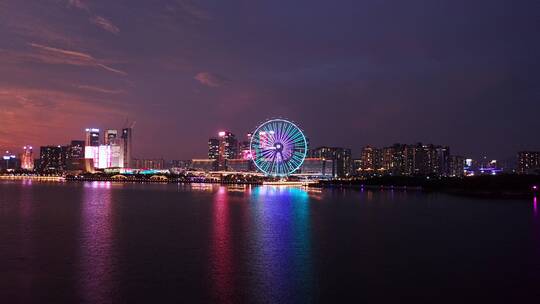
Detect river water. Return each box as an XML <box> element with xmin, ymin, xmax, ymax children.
<box><xmin>0</xmin><ymin>180</ymin><xmax>539</xmax><ymax>303</ymax></box>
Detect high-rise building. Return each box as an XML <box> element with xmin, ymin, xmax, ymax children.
<box><xmin>238</xmin><ymin>133</ymin><xmax>253</xmax><ymax>160</ymax></box>
<box><xmin>359</xmin><ymin>146</ymin><xmax>383</xmax><ymax>174</ymax></box>
<box><xmin>105</xmin><ymin>129</ymin><xmax>118</xmax><ymax>145</ymax></box>
<box><xmin>1</xmin><ymin>151</ymin><xmax>20</xmax><ymax>170</ymax></box>
<box><xmin>20</xmin><ymin>146</ymin><xmax>34</xmax><ymax>170</ymax></box>
<box><xmin>379</xmin><ymin>143</ymin><xmax>450</xmax><ymax>176</ymax></box>
<box><xmin>219</xmin><ymin>131</ymin><xmax>238</xmax><ymax>159</ymax></box>
<box><xmin>449</xmin><ymin>155</ymin><xmax>465</xmax><ymax>177</ymax></box>
<box><xmin>121</xmin><ymin>128</ymin><xmax>133</xmax><ymax>168</ymax></box>
<box><xmin>85</xmin><ymin>128</ymin><xmax>100</xmax><ymax>147</ymax></box>
<box><xmin>39</xmin><ymin>145</ymin><xmax>68</xmax><ymax>171</ymax></box>
<box><xmin>311</xmin><ymin>146</ymin><xmax>352</xmax><ymax>177</ymax></box>
<box><xmin>69</xmin><ymin>140</ymin><xmax>85</xmax><ymax>159</ymax></box>
<box><xmin>517</xmin><ymin>151</ymin><xmax>540</xmax><ymax>174</ymax></box>
<box><xmin>208</xmin><ymin>138</ymin><xmax>219</xmax><ymax>160</ymax></box>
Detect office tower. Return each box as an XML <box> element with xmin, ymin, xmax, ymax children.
<box><xmin>517</xmin><ymin>151</ymin><xmax>540</xmax><ymax>174</ymax></box>
<box><xmin>208</xmin><ymin>138</ymin><xmax>219</xmax><ymax>160</ymax></box>
<box><xmin>311</xmin><ymin>146</ymin><xmax>352</xmax><ymax>177</ymax></box>
<box><xmin>39</xmin><ymin>145</ymin><xmax>68</xmax><ymax>171</ymax></box>
<box><xmin>105</xmin><ymin>129</ymin><xmax>118</xmax><ymax>145</ymax></box>
<box><xmin>2</xmin><ymin>151</ymin><xmax>20</xmax><ymax>170</ymax></box>
<box><xmin>21</xmin><ymin>146</ymin><xmax>34</xmax><ymax>170</ymax></box>
<box><xmin>69</xmin><ymin>140</ymin><xmax>85</xmax><ymax>159</ymax></box>
<box><xmin>216</xmin><ymin>131</ymin><xmax>237</xmax><ymax>170</ymax></box>
<box><xmin>121</xmin><ymin>128</ymin><xmax>133</xmax><ymax>168</ymax></box>
<box><xmin>85</xmin><ymin>128</ymin><xmax>100</xmax><ymax>146</ymax></box>
<box><xmin>238</xmin><ymin>133</ymin><xmax>253</xmax><ymax>160</ymax></box>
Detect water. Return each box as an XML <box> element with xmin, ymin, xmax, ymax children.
<box><xmin>1</xmin><ymin>180</ymin><xmax>539</xmax><ymax>303</ymax></box>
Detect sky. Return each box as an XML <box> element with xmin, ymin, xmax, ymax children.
<box><xmin>0</xmin><ymin>0</ymin><xmax>539</xmax><ymax>160</ymax></box>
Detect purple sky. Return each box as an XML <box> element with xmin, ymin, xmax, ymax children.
<box><xmin>1</xmin><ymin>0</ymin><xmax>539</xmax><ymax>160</ymax></box>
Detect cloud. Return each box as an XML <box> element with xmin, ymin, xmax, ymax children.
<box><xmin>75</xmin><ymin>84</ymin><xmax>125</xmax><ymax>94</ymax></box>
<box><xmin>194</xmin><ymin>72</ymin><xmax>229</xmax><ymax>87</ymax></box>
<box><xmin>68</xmin><ymin>0</ymin><xmax>88</xmax><ymax>11</ymax></box>
<box><xmin>90</xmin><ymin>16</ymin><xmax>120</xmax><ymax>34</ymax></box>
<box><xmin>165</xmin><ymin>0</ymin><xmax>211</xmax><ymax>23</ymax></box>
<box><xmin>0</xmin><ymin>85</ymin><xmax>126</xmax><ymax>150</ymax></box>
<box><xmin>26</xmin><ymin>43</ymin><xmax>127</xmax><ymax>75</ymax></box>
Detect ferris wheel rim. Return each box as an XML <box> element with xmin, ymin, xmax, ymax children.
<box><xmin>249</xmin><ymin>118</ymin><xmax>307</xmax><ymax>176</ymax></box>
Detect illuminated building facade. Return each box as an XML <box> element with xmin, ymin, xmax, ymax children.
<box><xmin>191</xmin><ymin>159</ymin><xmax>216</xmax><ymax>171</ymax></box>
<box><xmin>69</xmin><ymin>140</ymin><xmax>85</xmax><ymax>159</ymax></box>
<box><xmin>21</xmin><ymin>146</ymin><xmax>34</xmax><ymax>170</ymax></box>
<box><xmin>121</xmin><ymin>128</ymin><xmax>133</xmax><ymax>168</ymax></box>
<box><xmin>311</xmin><ymin>146</ymin><xmax>352</xmax><ymax>177</ymax></box>
<box><xmin>359</xmin><ymin>146</ymin><xmax>383</xmax><ymax>175</ymax></box>
<box><xmin>85</xmin><ymin>128</ymin><xmax>100</xmax><ymax>147</ymax></box>
<box><xmin>39</xmin><ymin>145</ymin><xmax>68</xmax><ymax>171</ymax></box>
<box><xmin>517</xmin><ymin>151</ymin><xmax>540</xmax><ymax>174</ymax></box>
<box><xmin>105</xmin><ymin>129</ymin><xmax>118</xmax><ymax>145</ymax></box>
<box><xmin>208</xmin><ymin>138</ymin><xmax>219</xmax><ymax>160</ymax></box>
<box><xmin>449</xmin><ymin>155</ymin><xmax>465</xmax><ymax>177</ymax></box>
<box><xmin>2</xmin><ymin>151</ymin><xmax>20</xmax><ymax>170</ymax></box>
<box><xmin>226</xmin><ymin>159</ymin><xmax>253</xmax><ymax>172</ymax></box>
<box><xmin>300</xmin><ymin>158</ymin><xmax>333</xmax><ymax>177</ymax></box>
<box><xmin>219</xmin><ymin>131</ymin><xmax>237</xmax><ymax>162</ymax></box>
<box><xmin>133</xmin><ymin>158</ymin><xmax>165</xmax><ymax>170</ymax></box>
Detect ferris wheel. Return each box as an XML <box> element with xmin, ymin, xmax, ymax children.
<box><xmin>250</xmin><ymin>119</ymin><xmax>307</xmax><ymax>176</ymax></box>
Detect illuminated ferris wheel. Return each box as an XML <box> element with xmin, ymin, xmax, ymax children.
<box><xmin>250</xmin><ymin>119</ymin><xmax>307</xmax><ymax>176</ymax></box>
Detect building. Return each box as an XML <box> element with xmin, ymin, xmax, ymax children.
<box><xmin>311</xmin><ymin>146</ymin><xmax>352</xmax><ymax>177</ymax></box>
<box><xmin>133</xmin><ymin>158</ymin><xmax>165</xmax><ymax>170</ymax></box>
<box><xmin>209</xmin><ymin>131</ymin><xmax>238</xmax><ymax>170</ymax></box>
<box><xmin>517</xmin><ymin>151</ymin><xmax>540</xmax><ymax>174</ymax></box>
<box><xmin>208</xmin><ymin>138</ymin><xmax>219</xmax><ymax>160</ymax></box>
<box><xmin>226</xmin><ymin>159</ymin><xmax>253</xmax><ymax>172</ymax></box>
<box><xmin>238</xmin><ymin>133</ymin><xmax>253</xmax><ymax>160</ymax></box>
<box><xmin>97</xmin><ymin>144</ymin><xmax>124</xmax><ymax>168</ymax></box>
<box><xmin>39</xmin><ymin>146</ymin><xmax>68</xmax><ymax>171</ymax></box>
<box><xmin>191</xmin><ymin>159</ymin><xmax>216</xmax><ymax>172</ymax></box>
<box><xmin>69</xmin><ymin>140</ymin><xmax>85</xmax><ymax>160</ymax></box>
<box><xmin>169</xmin><ymin>160</ymin><xmax>192</xmax><ymax>170</ymax></box>
<box><xmin>300</xmin><ymin>158</ymin><xmax>333</xmax><ymax>177</ymax></box>
<box><xmin>85</xmin><ymin>128</ymin><xmax>100</xmax><ymax>147</ymax></box>
<box><xmin>218</xmin><ymin>131</ymin><xmax>238</xmax><ymax>168</ymax></box>
<box><xmin>105</xmin><ymin>129</ymin><xmax>118</xmax><ymax>145</ymax></box>
<box><xmin>378</xmin><ymin>143</ymin><xmax>451</xmax><ymax>177</ymax></box>
<box><xmin>121</xmin><ymin>128</ymin><xmax>133</xmax><ymax>168</ymax></box>
<box><xmin>449</xmin><ymin>155</ymin><xmax>465</xmax><ymax>177</ymax></box>
<box><xmin>20</xmin><ymin>146</ymin><xmax>34</xmax><ymax>171</ymax></box>
<box><xmin>359</xmin><ymin>146</ymin><xmax>382</xmax><ymax>175</ymax></box>
<box><xmin>1</xmin><ymin>151</ymin><xmax>20</xmax><ymax>170</ymax></box>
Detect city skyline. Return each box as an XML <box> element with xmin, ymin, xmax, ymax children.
<box><xmin>1</xmin><ymin>1</ymin><xmax>539</xmax><ymax>160</ymax></box>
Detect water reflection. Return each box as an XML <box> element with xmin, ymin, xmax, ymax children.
<box><xmin>248</xmin><ymin>186</ymin><xmax>314</xmax><ymax>303</ymax></box>
<box><xmin>210</xmin><ymin>186</ymin><xmax>234</xmax><ymax>303</ymax></box>
<box><xmin>79</xmin><ymin>181</ymin><xmax>115</xmax><ymax>303</ymax></box>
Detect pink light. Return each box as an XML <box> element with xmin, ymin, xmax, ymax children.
<box><xmin>533</xmin><ymin>185</ymin><xmax>538</xmax><ymax>190</ymax></box>
<box><xmin>218</xmin><ymin>131</ymin><xmax>226</xmax><ymax>137</ymax></box>
<box><xmin>534</xmin><ymin>197</ymin><xmax>537</xmax><ymax>215</ymax></box>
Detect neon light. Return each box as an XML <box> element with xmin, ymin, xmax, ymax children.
<box><xmin>250</xmin><ymin>119</ymin><xmax>307</xmax><ymax>176</ymax></box>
